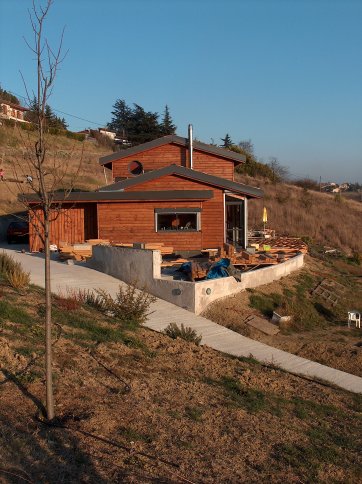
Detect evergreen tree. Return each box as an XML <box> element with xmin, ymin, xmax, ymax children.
<box><xmin>221</xmin><ymin>133</ymin><xmax>233</xmax><ymax>149</ymax></box>
<box><xmin>128</xmin><ymin>104</ymin><xmax>162</xmax><ymax>145</ymax></box>
<box><xmin>108</xmin><ymin>99</ymin><xmax>170</xmax><ymax>146</ymax></box>
<box><xmin>160</xmin><ymin>104</ymin><xmax>176</xmax><ymax>135</ymax></box>
<box><xmin>24</xmin><ymin>98</ymin><xmax>67</xmax><ymax>129</ymax></box>
<box><xmin>108</xmin><ymin>99</ymin><xmax>133</xmax><ymax>139</ymax></box>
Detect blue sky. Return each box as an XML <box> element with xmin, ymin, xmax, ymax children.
<box><xmin>1</xmin><ymin>0</ymin><xmax>361</xmax><ymax>182</ymax></box>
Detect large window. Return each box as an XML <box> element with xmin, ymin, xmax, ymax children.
<box><xmin>155</xmin><ymin>208</ymin><xmax>201</xmax><ymax>232</ymax></box>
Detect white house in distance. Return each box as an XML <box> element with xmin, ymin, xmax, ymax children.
<box><xmin>0</xmin><ymin>102</ymin><xmax>29</xmax><ymax>123</ymax></box>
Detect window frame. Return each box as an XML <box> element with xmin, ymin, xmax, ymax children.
<box><xmin>154</xmin><ymin>208</ymin><xmax>201</xmax><ymax>233</ymax></box>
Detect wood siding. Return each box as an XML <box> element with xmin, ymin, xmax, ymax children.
<box><xmin>112</xmin><ymin>144</ymin><xmax>187</xmax><ymax>179</ymax></box>
<box><xmin>111</xmin><ymin>143</ymin><xmax>235</xmax><ymax>181</ymax></box>
<box><xmin>192</xmin><ymin>151</ymin><xmax>234</xmax><ymax>180</ymax></box>
<box><xmin>29</xmin><ymin>203</ymin><xmax>98</xmax><ymax>252</ymax></box>
<box><xmin>97</xmin><ymin>195</ymin><xmax>224</xmax><ymax>251</ymax></box>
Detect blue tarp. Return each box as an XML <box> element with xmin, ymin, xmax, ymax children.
<box><xmin>206</xmin><ymin>258</ymin><xmax>230</xmax><ymax>279</ymax></box>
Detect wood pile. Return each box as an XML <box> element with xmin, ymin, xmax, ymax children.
<box><xmin>217</xmin><ymin>237</ymin><xmax>308</xmax><ymax>268</ymax></box>
<box><xmin>86</xmin><ymin>239</ymin><xmax>110</xmax><ymax>245</ymax></box>
<box><xmin>58</xmin><ymin>243</ymin><xmax>93</xmax><ymax>261</ymax></box>
<box><xmin>112</xmin><ymin>242</ymin><xmax>174</xmax><ymax>255</ymax></box>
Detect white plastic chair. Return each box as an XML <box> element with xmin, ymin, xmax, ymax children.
<box><xmin>348</xmin><ymin>311</ymin><xmax>361</xmax><ymax>329</ymax></box>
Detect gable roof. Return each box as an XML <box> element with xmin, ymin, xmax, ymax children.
<box><xmin>99</xmin><ymin>135</ymin><xmax>246</xmax><ymax>166</ymax></box>
<box><xmin>98</xmin><ymin>164</ymin><xmax>263</xmax><ymax>199</ymax></box>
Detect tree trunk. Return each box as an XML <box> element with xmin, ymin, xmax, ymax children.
<box><xmin>44</xmin><ymin>215</ymin><xmax>55</xmax><ymax>420</ymax></box>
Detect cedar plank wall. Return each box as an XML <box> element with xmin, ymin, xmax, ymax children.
<box><xmin>97</xmin><ymin>201</ymin><xmax>203</xmax><ymax>251</ymax></box>
<box><xmin>97</xmin><ymin>175</ymin><xmax>225</xmax><ymax>250</ymax></box>
<box><xmin>29</xmin><ymin>203</ymin><xmax>97</xmax><ymax>251</ymax></box>
<box><xmin>111</xmin><ymin>143</ymin><xmax>235</xmax><ymax>181</ymax></box>
<box><xmin>112</xmin><ymin>144</ymin><xmax>186</xmax><ymax>179</ymax></box>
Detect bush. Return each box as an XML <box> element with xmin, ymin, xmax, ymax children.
<box><xmin>95</xmin><ymin>284</ymin><xmax>156</xmax><ymax>325</ymax></box>
<box><xmin>4</xmin><ymin>264</ymin><xmax>30</xmax><ymax>290</ymax></box>
<box><xmin>65</xmin><ymin>131</ymin><xmax>85</xmax><ymax>141</ymax></box>
<box><xmin>65</xmin><ymin>287</ymin><xmax>105</xmax><ymax>310</ymax></box>
<box><xmin>0</xmin><ymin>252</ymin><xmax>30</xmax><ymax>290</ymax></box>
<box><xmin>0</xmin><ymin>252</ymin><xmax>18</xmax><ymax>274</ymax></box>
<box><xmin>164</xmin><ymin>322</ymin><xmax>202</xmax><ymax>345</ymax></box>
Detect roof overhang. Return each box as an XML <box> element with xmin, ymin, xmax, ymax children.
<box><xmin>99</xmin><ymin>164</ymin><xmax>263</xmax><ymax>199</ymax></box>
<box><xmin>21</xmin><ymin>189</ymin><xmax>214</xmax><ymax>204</ymax></box>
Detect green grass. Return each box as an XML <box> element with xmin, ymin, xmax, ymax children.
<box><xmin>118</xmin><ymin>426</ymin><xmax>154</xmax><ymax>444</ymax></box>
<box><xmin>248</xmin><ymin>292</ymin><xmax>282</xmax><ymax>317</ymax></box>
<box><xmin>220</xmin><ymin>377</ymin><xmax>266</xmax><ymax>413</ymax></box>
<box><xmin>184</xmin><ymin>406</ymin><xmax>203</xmax><ymax>422</ymax></box>
<box><xmin>0</xmin><ymin>300</ymin><xmax>35</xmax><ymax>326</ymax></box>
<box><xmin>273</xmin><ymin>421</ymin><xmax>361</xmax><ymax>482</ymax></box>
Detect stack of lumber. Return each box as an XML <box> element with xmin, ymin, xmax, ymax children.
<box><xmin>58</xmin><ymin>243</ymin><xmax>93</xmax><ymax>261</ymax></box>
<box><xmin>161</xmin><ymin>258</ymin><xmax>189</xmax><ymax>268</ymax></box>
<box><xmin>111</xmin><ymin>242</ymin><xmax>174</xmax><ymax>255</ymax></box>
<box><xmin>233</xmin><ymin>250</ymin><xmax>278</xmax><ymax>266</ymax></box>
<box><xmin>86</xmin><ymin>239</ymin><xmax>110</xmax><ymax>245</ymax></box>
<box><xmin>266</xmin><ymin>237</ymin><xmax>308</xmax><ymax>254</ymax></box>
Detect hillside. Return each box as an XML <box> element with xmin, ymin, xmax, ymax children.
<box><xmin>1</xmin><ymin>123</ymin><xmax>361</xmax><ymax>254</ymax></box>
<box><xmin>0</xmin><ymin>281</ymin><xmax>361</xmax><ymax>483</ymax></box>
<box><xmin>0</xmin><ymin>124</ymin><xmax>107</xmax><ymax>216</ymax></box>
<box><xmin>236</xmin><ymin>173</ymin><xmax>362</xmax><ymax>254</ymax></box>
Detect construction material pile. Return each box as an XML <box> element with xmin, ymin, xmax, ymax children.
<box><xmin>58</xmin><ymin>239</ymin><xmax>110</xmax><ymax>261</ymax></box>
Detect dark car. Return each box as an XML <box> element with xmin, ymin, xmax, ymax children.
<box><xmin>6</xmin><ymin>221</ymin><xmax>29</xmax><ymax>244</ymax></box>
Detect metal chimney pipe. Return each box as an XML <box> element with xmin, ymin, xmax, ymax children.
<box><xmin>188</xmin><ymin>124</ymin><xmax>193</xmax><ymax>169</ymax></box>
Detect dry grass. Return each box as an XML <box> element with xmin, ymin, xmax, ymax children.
<box><xmin>0</xmin><ymin>124</ymin><xmax>109</xmax><ymax>215</ymax></box>
<box><xmin>0</xmin><ymin>282</ymin><xmax>361</xmax><ymax>483</ymax></box>
<box><xmin>204</xmin><ymin>255</ymin><xmax>362</xmax><ymax>376</ymax></box>
<box><xmin>237</xmin><ymin>173</ymin><xmax>362</xmax><ymax>253</ymax></box>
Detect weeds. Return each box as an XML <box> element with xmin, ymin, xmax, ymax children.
<box><xmin>95</xmin><ymin>284</ymin><xmax>156</xmax><ymax>325</ymax></box>
<box><xmin>0</xmin><ymin>252</ymin><xmax>30</xmax><ymax>290</ymax></box>
<box><xmin>164</xmin><ymin>322</ymin><xmax>202</xmax><ymax>345</ymax></box>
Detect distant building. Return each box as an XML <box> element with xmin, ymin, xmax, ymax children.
<box><xmin>339</xmin><ymin>182</ymin><xmax>350</xmax><ymax>191</ymax></box>
<box><xmin>0</xmin><ymin>102</ymin><xmax>29</xmax><ymax>123</ymax></box>
<box><xmin>98</xmin><ymin>128</ymin><xmax>116</xmax><ymax>140</ymax></box>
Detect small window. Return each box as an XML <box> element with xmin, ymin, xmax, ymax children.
<box><xmin>128</xmin><ymin>160</ymin><xmax>143</xmax><ymax>176</ymax></box>
<box><xmin>155</xmin><ymin>209</ymin><xmax>201</xmax><ymax>232</ymax></box>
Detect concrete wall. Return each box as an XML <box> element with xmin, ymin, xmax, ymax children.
<box><xmin>88</xmin><ymin>245</ymin><xmax>304</xmax><ymax>314</ymax></box>
<box><xmin>89</xmin><ymin>245</ymin><xmax>196</xmax><ymax>311</ymax></box>
<box><xmin>194</xmin><ymin>254</ymin><xmax>304</xmax><ymax>314</ymax></box>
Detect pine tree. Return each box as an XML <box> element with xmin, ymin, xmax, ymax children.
<box><xmin>128</xmin><ymin>104</ymin><xmax>162</xmax><ymax>145</ymax></box>
<box><xmin>108</xmin><ymin>99</ymin><xmax>133</xmax><ymax>138</ymax></box>
<box><xmin>221</xmin><ymin>133</ymin><xmax>233</xmax><ymax>149</ymax></box>
<box><xmin>160</xmin><ymin>105</ymin><xmax>176</xmax><ymax>135</ymax></box>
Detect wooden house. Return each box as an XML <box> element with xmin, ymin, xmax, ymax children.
<box><xmin>27</xmin><ymin>134</ymin><xmax>263</xmax><ymax>253</ymax></box>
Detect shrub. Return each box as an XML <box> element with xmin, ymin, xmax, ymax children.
<box><xmin>4</xmin><ymin>265</ymin><xmax>30</xmax><ymax>290</ymax></box>
<box><xmin>0</xmin><ymin>252</ymin><xmax>18</xmax><ymax>275</ymax></box>
<box><xmin>56</xmin><ymin>296</ymin><xmax>81</xmax><ymax>311</ymax></box>
<box><xmin>164</xmin><ymin>322</ymin><xmax>202</xmax><ymax>345</ymax></box>
<box><xmin>65</xmin><ymin>131</ymin><xmax>85</xmax><ymax>141</ymax></box>
<box><xmin>0</xmin><ymin>252</ymin><xmax>30</xmax><ymax>290</ymax></box>
<box><xmin>64</xmin><ymin>287</ymin><xmax>104</xmax><ymax>309</ymax></box>
<box><xmin>95</xmin><ymin>284</ymin><xmax>156</xmax><ymax>325</ymax></box>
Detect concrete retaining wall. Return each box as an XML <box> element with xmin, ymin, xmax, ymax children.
<box><xmin>88</xmin><ymin>245</ymin><xmax>304</xmax><ymax>314</ymax></box>
<box><xmin>194</xmin><ymin>254</ymin><xmax>304</xmax><ymax>314</ymax></box>
<box><xmin>88</xmin><ymin>245</ymin><xmax>196</xmax><ymax>311</ymax></box>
